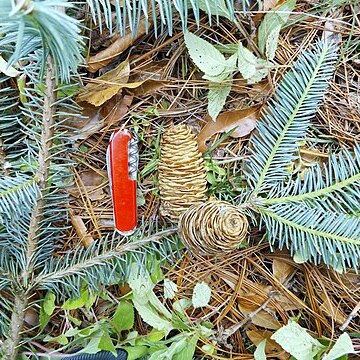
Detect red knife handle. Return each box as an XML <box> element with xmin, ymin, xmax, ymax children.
<box><xmin>107</xmin><ymin>129</ymin><xmax>137</xmax><ymax>235</ymax></box>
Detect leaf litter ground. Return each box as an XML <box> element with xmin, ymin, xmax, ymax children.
<box><xmin>56</xmin><ymin>2</ymin><xmax>360</xmax><ymax>358</ymax></box>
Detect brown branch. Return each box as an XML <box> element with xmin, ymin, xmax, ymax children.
<box><xmin>2</xmin><ymin>58</ymin><xmax>57</xmax><ymax>360</ymax></box>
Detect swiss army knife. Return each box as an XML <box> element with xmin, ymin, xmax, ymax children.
<box><xmin>107</xmin><ymin>129</ymin><xmax>138</xmax><ymax>235</ymax></box>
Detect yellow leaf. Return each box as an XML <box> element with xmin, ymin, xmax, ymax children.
<box><xmin>77</xmin><ymin>59</ymin><xmax>131</xmax><ymax>107</ymax></box>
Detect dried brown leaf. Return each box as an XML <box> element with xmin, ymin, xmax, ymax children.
<box><xmin>68</xmin><ymin>170</ymin><xmax>106</xmax><ymax>201</ymax></box>
<box><xmin>100</xmin><ymin>94</ymin><xmax>134</xmax><ymax>125</ymax></box>
<box><xmin>247</xmin><ymin>329</ymin><xmax>290</xmax><ymax>360</ymax></box>
<box><xmin>319</xmin><ymin>292</ymin><xmax>347</xmax><ymax>324</ymax></box>
<box><xmin>87</xmin><ymin>20</ymin><xmax>148</xmax><ymax>73</ymax></box>
<box><xmin>272</xmin><ymin>259</ymin><xmax>296</xmax><ymax>284</ymax></box>
<box><xmin>197</xmin><ymin>105</ymin><xmax>260</xmax><ymax>153</ymax></box>
<box><xmin>132</xmin><ymin>80</ymin><xmax>168</xmax><ymax>97</ymax></box>
<box><xmin>77</xmin><ymin>59</ymin><xmax>134</xmax><ymax>106</ymax></box>
<box><xmin>69</xmin><ymin>104</ymin><xmax>103</xmax><ymax>140</ymax></box>
<box><xmin>238</xmin><ymin>297</ymin><xmax>281</xmax><ymax>330</ymax></box>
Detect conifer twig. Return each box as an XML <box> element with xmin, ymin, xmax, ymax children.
<box><xmin>2</xmin><ymin>57</ymin><xmax>56</xmax><ymax>360</ymax></box>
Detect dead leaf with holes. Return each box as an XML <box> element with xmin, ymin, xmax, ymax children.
<box><xmin>197</xmin><ymin>105</ymin><xmax>260</xmax><ymax>153</ymax></box>
<box><xmin>247</xmin><ymin>329</ymin><xmax>290</xmax><ymax>360</ymax></box>
<box><xmin>77</xmin><ymin>59</ymin><xmax>143</xmax><ymax>107</ymax></box>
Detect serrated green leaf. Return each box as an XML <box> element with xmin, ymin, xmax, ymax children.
<box><xmin>184</xmin><ymin>32</ymin><xmax>227</xmax><ymax>76</ymax></box>
<box><xmin>207</xmin><ymin>82</ymin><xmax>232</xmax><ymax>121</ymax></box>
<box><xmin>39</xmin><ymin>291</ymin><xmax>56</xmax><ymax>330</ymax></box>
<box><xmin>112</xmin><ymin>301</ymin><xmax>134</xmax><ymax>332</ymax></box>
<box><xmin>146</xmin><ymin>329</ymin><xmax>165</xmax><ymax>342</ymax></box>
<box><xmin>258</xmin><ymin>0</ymin><xmax>296</xmax><ymax>60</ymax></box>
<box><xmin>203</xmin><ymin>52</ymin><xmax>238</xmax><ymax>82</ymax></box>
<box><xmin>192</xmin><ymin>282</ymin><xmax>212</xmax><ymax>308</ymax></box>
<box><xmin>80</xmin><ymin>332</ymin><xmax>102</xmax><ymax>355</ymax></box>
<box><xmin>323</xmin><ymin>333</ymin><xmax>354</xmax><ymax>360</ymax></box>
<box><xmin>164</xmin><ymin>279</ymin><xmax>178</xmax><ymax>300</ymax></box>
<box><xmin>271</xmin><ymin>321</ymin><xmax>325</xmax><ymax>360</ymax></box>
<box><xmin>62</xmin><ymin>295</ymin><xmax>85</xmax><ymax>310</ymax></box>
<box><xmin>128</xmin><ymin>264</ymin><xmax>173</xmax><ymax>335</ymax></box>
<box><xmin>237</xmin><ymin>42</ymin><xmax>269</xmax><ymax>84</ymax></box>
<box><xmin>133</xmin><ymin>301</ymin><xmax>174</xmax><ymax>335</ymax></box>
<box><xmin>254</xmin><ymin>339</ymin><xmax>267</xmax><ymax>360</ymax></box>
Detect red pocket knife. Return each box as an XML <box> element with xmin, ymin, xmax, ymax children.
<box><xmin>107</xmin><ymin>129</ymin><xmax>138</xmax><ymax>235</ymax></box>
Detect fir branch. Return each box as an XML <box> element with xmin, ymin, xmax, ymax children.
<box><xmin>1</xmin><ymin>58</ymin><xmax>56</xmax><ymax>360</ymax></box>
<box><xmin>262</xmin><ymin>145</ymin><xmax>360</xmax><ymax>215</ymax></box>
<box><xmin>260</xmin><ymin>203</ymin><xmax>360</xmax><ymax>268</ymax></box>
<box><xmin>244</xmin><ymin>41</ymin><xmax>337</xmax><ymax>194</ymax></box>
<box><xmin>23</xmin><ymin>57</ymin><xmax>56</xmax><ymax>280</ymax></box>
<box><xmin>35</xmin><ymin>228</ymin><xmax>178</xmax><ymax>289</ymax></box>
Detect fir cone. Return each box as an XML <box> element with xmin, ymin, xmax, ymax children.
<box><xmin>179</xmin><ymin>201</ymin><xmax>249</xmax><ymax>256</ymax></box>
<box><xmin>159</xmin><ymin>124</ymin><xmax>207</xmax><ymax>222</ymax></box>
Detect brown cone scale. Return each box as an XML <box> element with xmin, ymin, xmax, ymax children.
<box><xmin>158</xmin><ymin>125</ymin><xmax>207</xmax><ymax>222</ymax></box>
<box><xmin>179</xmin><ymin>201</ymin><xmax>249</xmax><ymax>256</ymax></box>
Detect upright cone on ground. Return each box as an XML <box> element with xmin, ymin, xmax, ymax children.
<box><xmin>179</xmin><ymin>201</ymin><xmax>249</xmax><ymax>256</ymax></box>
<box><xmin>158</xmin><ymin>124</ymin><xmax>207</xmax><ymax>222</ymax></box>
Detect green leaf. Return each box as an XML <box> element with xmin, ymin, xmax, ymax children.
<box><xmin>43</xmin><ymin>334</ymin><xmax>69</xmax><ymax>346</ymax></box>
<box><xmin>81</xmin><ymin>332</ymin><xmax>102</xmax><ymax>355</ymax></box>
<box><xmin>123</xmin><ymin>345</ymin><xmax>149</xmax><ymax>360</ymax></box>
<box><xmin>208</xmin><ymin>82</ymin><xmax>232</xmax><ymax>121</ymax></box>
<box><xmin>43</xmin><ymin>291</ymin><xmax>56</xmax><ymax>315</ymax></box>
<box><xmin>184</xmin><ymin>32</ymin><xmax>227</xmax><ymax>76</ymax></box>
<box><xmin>173</xmin><ymin>336</ymin><xmax>198</xmax><ymax>360</ymax></box>
<box><xmin>203</xmin><ymin>52</ymin><xmax>238</xmax><ymax>83</ymax></box>
<box><xmin>164</xmin><ymin>279</ymin><xmax>178</xmax><ymax>300</ymax></box>
<box><xmin>323</xmin><ymin>333</ymin><xmax>354</xmax><ymax>360</ymax></box>
<box><xmin>39</xmin><ymin>291</ymin><xmax>56</xmax><ymax>330</ymax></box>
<box><xmin>265</xmin><ymin>25</ymin><xmax>282</xmax><ymax>61</ymax></box>
<box><xmin>39</xmin><ymin>308</ymin><xmax>50</xmax><ymax>331</ymax></box>
<box><xmin>112</xmin><ymin>301</ymin><xmax>135</xmax><ymax>332</ymax></box>
<box><xmin>62</xmin><ymin>287</ymin><xmax>96</xmax><ymax>310</ymax></box>
<box><xmin>254</xmin><ymin>339</ymin><xmax>267</xmax><ymax>360</ymax></box>
<box><xmin>146</xmin><ymin>329</ymin><xmax>165</xmax><ymax>342</ymax></box>
<box><xmin>133</xmin><ymin>301</ymin><xmax>174</xmax><ymax>336</ymax></box>
<box><xmin>98</xmin><ymin>329</ymin><xmax>117</xmax><ymax>356</ymax></box>
<box><xmin>192</xmin><ymin>282</ymin><xmax>212</xmax><ymax>308</ymax></box>
<box><xmin>237</xmin><ymin>42</ymin><xmax>269</xmax><ymax>84</ymax></box>
<box><xmin>258</xmin><ymin>0</ymin><xmax>296</xmax><ymax>60</ymax></box>
<box><xmin>128</xmin><ymin>264</ymin><xmax>173</xmax><ymax>335</ymax></box>
<box><xmin>271</xmin><ymin>321</ymin><xmax>325</xmax><ymax>360</ymax></box>
<box><xmin>198</xmin><ymin>0</ymin><xmax>233</xmax><ymax>20</ymax></box>
<box><xmin>62</xmin><ymin>295</ymin><xmax>86</xmax><ymax>310</ymax></box>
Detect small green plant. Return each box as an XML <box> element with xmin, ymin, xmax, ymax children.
<box><xmin>184</xmin><ymin>0</ymin><xmax>296</xmax><ymax>120</ymax></box>
<box><xmin>40</xmin><ymin>265</ymin><xmax>215</xmax><ymax>359</ymax></box>
<box><xmin>254</xmin><ymin>320</ymin><xmax>355</xmax><ymax>360</ymax></box>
